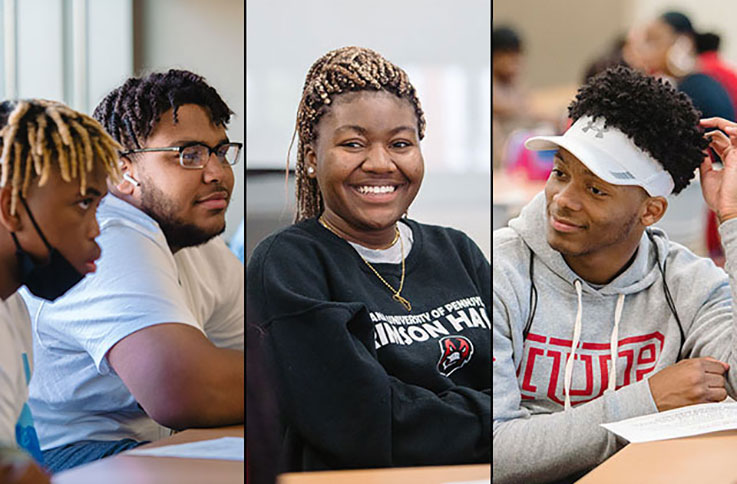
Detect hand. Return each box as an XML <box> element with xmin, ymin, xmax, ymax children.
<box><xmin>648</xmin><ymin>357</ymin><xmax>729</xmax><ymax>412</ymax></box>
<box><xmin>699</xmin><ymin>118</ymin><xmax>737</xmax><ymax>223</ymax></box>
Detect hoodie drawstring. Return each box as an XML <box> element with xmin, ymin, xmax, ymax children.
<box><xmin>564</xmin><ymin>280</ymin><xmax>583</xmax><ymax>411</ymax></box>
<box><xmin>564</xmin><ymin>283</ymin><xmax>626</xmax><ymax>411</ymax></box>
<box><xmin>609</xmin><ymin>294</ymin><xmax>625</xmax><ymax>392</ymax></box>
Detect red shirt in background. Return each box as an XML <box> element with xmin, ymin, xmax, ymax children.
<box><xmin>699</xmin><ymin>51</ymin><xmax>737</xmax><ymax>116</ymax></box>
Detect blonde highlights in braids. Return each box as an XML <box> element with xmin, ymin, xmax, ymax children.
<box><xmin>291</xmin><ymin>46</ymin><xmax>426</xmax><ymax>222</ymax></box>
<box><xmin>0</xmin><ymin>99</ymin><xmax>122</xmax><ymax>215</ymax></box>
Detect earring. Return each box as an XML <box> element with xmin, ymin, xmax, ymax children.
<box><xmin>307</xmin><ymin>166</ymin><xmax>315</xmax><ymax>175</ymax></box>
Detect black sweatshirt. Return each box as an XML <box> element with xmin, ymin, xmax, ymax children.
<box><xmin>246</xmin><ymin>218</ymin><xmax>490</xmax><ymax>471</ymax></box>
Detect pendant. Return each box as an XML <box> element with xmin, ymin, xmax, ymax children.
<box><xmin>393</xmin><ymin>293</ymin><xmax>412</xmax><ymax>312</ymax></box>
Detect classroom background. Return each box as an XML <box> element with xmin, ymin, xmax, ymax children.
<box><xmin>0</xmin><ymin>0</ymin><xmax>244</xmax><ymax>242</ymax></box>
<box><xmin>494</xmin><ymin>0</ymin><xmax>737</xmax><ymax>265</ymax></box>
<box><xmin>246</xmin><ymin>0</ymin><xmax>491</xmax><ymax>261</ymax></box>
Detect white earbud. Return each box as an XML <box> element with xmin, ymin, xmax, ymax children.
<box><xmin>123</xmin><ymin>173</ymin><xmax>140</xmax><ymax>187</ymax></box>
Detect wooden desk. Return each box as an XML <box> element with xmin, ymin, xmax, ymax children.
<box><xmin>278</xmin><ymin>463</ymin><xmax>489</xmax><ymax>484</ymax></box>
<box><xmin>577</xmin><ymin>429</ymin><xmax>737</xmax><ymax>484</ymax></box>
<box><xmin>52</xmin><ymin>425</ymin><xmax>244</xmax><ymax>484</ymax></box>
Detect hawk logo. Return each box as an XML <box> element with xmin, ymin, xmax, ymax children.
<box><xmin>437</xmin><ymin>336</ymin><xmax>474</xmax><ymax>377</ymax></box>
<box><xmin>582</xmin><ymin>118</ymin><xmax>607</xmax><ymax>138</ymax></box>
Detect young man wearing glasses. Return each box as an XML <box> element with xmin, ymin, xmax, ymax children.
<box><xmin>20</xmin><ymin>70</ymin><xmax>244</xmax><ymax>473</ymax></box>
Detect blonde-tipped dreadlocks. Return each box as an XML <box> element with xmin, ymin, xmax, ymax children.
<box><xmin>0</xmin><ymin>99</ymin><xmax>122</xmax><ymax>215</ymax></box>
<box><xmin>292</xmin><ymin>46</ymin><xmax>426</xmax><ymax>222</ymax></box>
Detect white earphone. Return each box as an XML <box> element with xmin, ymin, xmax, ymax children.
<box><xmin>123</xmin><ymin>173</ymin><xmax>140</xmax><ymax>187</ymax></box>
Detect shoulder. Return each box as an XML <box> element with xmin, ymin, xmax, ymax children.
<box><xmin>248</xmin><ymin>219</ymin><xmax>330</xmax><ymax>270</ymax></box>
<box><xmin>664</xmin><ymin>239</ymin><xmax>727</xmax><ymax>295</ymax></box>
<box><xmin>405</xmin><ymin>219</ymin><xmax>488</xmax><ymax>263</ymax></box>
<box><xmin>97</xmin><ymin>194</ymin><xmax>168</xmax><ymax>248</ymax></box>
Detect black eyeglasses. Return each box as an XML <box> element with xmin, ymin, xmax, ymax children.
<box><xmin>120</xmin><ymin>141</ymin><xmax>243</xmax><ymax>169</ymax></box>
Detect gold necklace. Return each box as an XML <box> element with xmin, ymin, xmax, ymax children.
<box><xmin>319</xmin><ymin>216</ymin><xmax>412</xmax><ymax>312</ymax></box>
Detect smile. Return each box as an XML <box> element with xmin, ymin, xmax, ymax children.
<box><xmin>550</xmin><ymin>215</ymin><xmax>585</xmax><ymax>233</ymax></box>
<box><xmin>356</xmin><ymin>185</ymin><xmax>397</xmax><ymax>194</ymax></box>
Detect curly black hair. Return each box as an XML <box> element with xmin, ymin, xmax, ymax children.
<box><xmin>92</xmin><ymin>69</ymin><xmax>233</xmax><ymax>150</ymax></box>
<box><xmin>568</xmin><ymin>66</ymin><xmax>709</xmax><ymax>194</ymax></box>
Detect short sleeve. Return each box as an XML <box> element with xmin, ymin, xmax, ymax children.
<box><xmin>26</xmin><ymin>221</ymin><xmax>202</xmax><ymax>375</ymax></box>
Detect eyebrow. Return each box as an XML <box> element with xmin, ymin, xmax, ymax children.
<box><xmin>334</xmin><ymin>125</ymin><xmax>416</xmax><ymax>136</ymax></box>
<box><xmin>554</xmin><ymin>153</ymin><xmax>596</xmax><ymax>178</ymax></box>
<box><xmin>166</xmin><ymin>138</ymin><xmax>230</xmax><ymax>147</ymax></box>
<box><xmin>334</xmin><ymin>125</ymin><xmax>367</xmax><ymax>135</ymax></box>
<box><xmin>79</xmin><ymin>187</ymin><xmax>103</xmax><ymax>197</ymax></box>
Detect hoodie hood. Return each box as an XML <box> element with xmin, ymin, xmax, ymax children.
<box><xmin>508</xmin><ymin>191</ymin><xmax>668</xmax><ymax>296</ymax></box>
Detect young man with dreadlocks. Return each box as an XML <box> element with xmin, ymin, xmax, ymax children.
<box><xmin>20</xmin><ymin>70</ymin><xmax>244</xmax><ymax>472</ymax></box>
<box><xmin>0</xmin><ymin>99</ymin><xmax>120</xmax><ymax>483</ymax></box>
<box><xmin>247</xmin><ymin>46</ymin><xmax>491</xmax><ymax>471</ymax></box>
<box><xmin>492</xmin><ymin>65</ymin><xmax>737</xmax><ymax>484</ymax></box>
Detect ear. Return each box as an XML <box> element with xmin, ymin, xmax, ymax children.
<box><xmin>304</xmin><ymin>144</ymin><xmax>318</xmax><ymax>179</ymax></box>
<box><xmin>116</xmin><ymin>156</ymin><xmax>137</xmax><ymax>194</ymax></box>
<box><xmin>640</xmin><ymin>196</ymin><xmax>668</xmax><ymax>227</ymax></box>
<box><xmin>0</xmin><ymin>185</ymin><xmax>21</xmax><ymax>232</ymax></box>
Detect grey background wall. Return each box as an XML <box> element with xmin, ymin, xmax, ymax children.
<box><xmin>246</xmin><ymin>0</ymin><xmax>492</xmax><ymax>260</ymax></box>
<box><xmin>1</xmin><ymin>0</ymin><xmax>244</xmax><ymax>241</ymax></box>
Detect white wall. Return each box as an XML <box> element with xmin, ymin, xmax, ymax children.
<box><xmin>246</xmin><ymin>0</ymin><xmax>491</xmax><ymax>174</ymax></box>
<box><xmin>136</xmin><ymin>0</ymin><xmax>244</xmax><ymax>240</ymax></box>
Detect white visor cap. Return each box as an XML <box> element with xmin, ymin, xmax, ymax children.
<box><xmin>525</xmin><ymin>115</ymin><xmax>675</xmax><ymax>197</ymax></box>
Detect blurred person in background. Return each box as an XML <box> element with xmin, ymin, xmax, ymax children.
<box><xmin>696</xmin><ymin>32</ymin><xmax>737</xmax><ymax>116</ymax></box>
<box><xmin>493</xmin><ymin>25</ymin><xmax>529</xmax><ymax>172</ymax></box>
<box><xmin>632</xmin><ymin>11</ymin><xmax>734</xmax><ymax>121</ymax></box>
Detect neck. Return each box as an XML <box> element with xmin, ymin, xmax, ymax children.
<box><xmin>0</xmin><ymin>230</ymin><xmax>23</xmax><ymax>300</ymax></box>
<box><xmin>563</xmin><ymin>243</ymin><xmax>640</xmax><ymax>285</ymax></box>
<box><xmin>320</xmin><ymin>213</ymin><xmax>399</xmax><ymax>250</ymax></box>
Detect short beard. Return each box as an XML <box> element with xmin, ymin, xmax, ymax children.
<box><xmin>139</xmin><ymin>180</ymin><xmax>225</xmax><ymax>250</ymax></box>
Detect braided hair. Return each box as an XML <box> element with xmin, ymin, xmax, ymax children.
<box><xmin>0</xmin><ymin>99</ymin><xmax>121</xmax><ymax>215</ymax></box>
<box><xmin>92</xmin><ymin>69</ymin><xmax>234</xmax><ymax>151</ymax></box>
<box><xmin>292</xmin><ymin>46</ymin><xmax>426</xmax><ymax>222</ymax></box>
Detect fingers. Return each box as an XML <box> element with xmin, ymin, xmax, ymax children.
<box><xmin>702</xmin><ymin>357</ymin><xmax>730</xmax><ymax>373</ymax></box>
<box><xmin>701</xmin><ymin>117</ymin><xmax>737</xmax><ymax>132</ymax></box>
<box><xmin>705</xmin><ymin>372</ymin><xmax>726</xmax><ymax>388</ymax></box>
<box><xmin>707</xmin><ymin>387</ymin><xmax>728</xmax><ymax>403</ymax></box>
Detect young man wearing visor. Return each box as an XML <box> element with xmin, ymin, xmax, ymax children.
<box><xmin>494</xmin><ymin>66</ymin><xmax>737</xmax><ymax>483</ymax></box>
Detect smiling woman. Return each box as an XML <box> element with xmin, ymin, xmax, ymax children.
<box><xmin>246</xmin><ymin>46</ymin><xmax>491</xmax><ymax>472</ymax></box>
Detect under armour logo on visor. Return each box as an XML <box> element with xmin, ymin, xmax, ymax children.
<box><xmin>610</xmin><ymin>171</ymin><xmax>636</xmax><ymax>180</ymax></box>
<box><xmin>582</xmin><ymin>119</ymin><xmax>607</xmax><ymax>138</ymax></box>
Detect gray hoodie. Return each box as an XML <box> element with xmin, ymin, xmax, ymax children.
<box><xmin>493</xmin><ymin>192</ymin><xmax>737</xmax><ymax>484</ymax></box>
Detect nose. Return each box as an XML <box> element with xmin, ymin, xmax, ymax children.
<box><xmin>362</xmin><ymin>143</ymin><xmax>396</xmax><ymax>173</ymax></box>
<box><xmin>553</xmin><ymin>181</ymin><xmax>583</xmax><ymax>212</ymax></box>
<box><xmin>202</xmin><ymin>152</ymin><xmax>229</xmax><ymax>183</ymax></box>
<box><xmin>89</xmin><ymin>214</ymin><xmax>101</xmax><ymax>239</ymax></box>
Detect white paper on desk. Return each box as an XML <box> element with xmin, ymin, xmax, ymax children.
<box><xmin>601</xmin><ymin>402</ymin><xmax>737</xmax><ymax>443</ymax></box>
<box><xmin>126</xmin><ymin>437</ymin><xmax>244</xmax><ymax>461</ymax></box>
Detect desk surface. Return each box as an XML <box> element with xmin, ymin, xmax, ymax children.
<box><xmin>279</xmin><ymin>463</ymin><xmax>490</xmax><ymax>484</ymax></box>
<box><xmin>577</xmin><ymin>429</ymin><xmax>737</xmax><ymax>484</ymax></box>
<box><xmin>52</xmin><ymin>425</ymin><xmax>244</xmax><ymax>484</ymax></box>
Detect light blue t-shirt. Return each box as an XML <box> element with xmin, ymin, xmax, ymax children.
<box><xmin>0</xmin><ymin>292</ymin><xmax>42</xmax><ymax>463</ymax></box>
<box><xmin>230</xmin><ymin>219</ymin><xmax>244</xmax><ymax>263</ymax></box>
<box><xmin>22</xmin><ymin>194</ymin><xmax>244</xmax><ymax>450</ymax></box>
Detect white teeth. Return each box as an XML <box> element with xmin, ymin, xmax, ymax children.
<box><xmin>357</xmin><ymin>185</ymin><xmax>396</xmax><ymax>194</ymax></box>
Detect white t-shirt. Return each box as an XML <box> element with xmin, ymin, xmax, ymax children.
<box><xmin>22</xmin><ymin>194</ymin><xmax>244</xmax><ymax>450</ymax></box>
<box><xmin>0</xmin><ymin>293</ymin><xmax>33</xmax><ymax>446</ymax></box>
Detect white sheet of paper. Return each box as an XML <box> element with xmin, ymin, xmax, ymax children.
<box><xmin>126</xmin><ymin>436</ymin><xmax>244</xmax><ymax>461</ymax></box>
<box><xmin>601</xmin><ymin>402</ymin><xmax>737</xmax><ymax>443</ymax></box>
